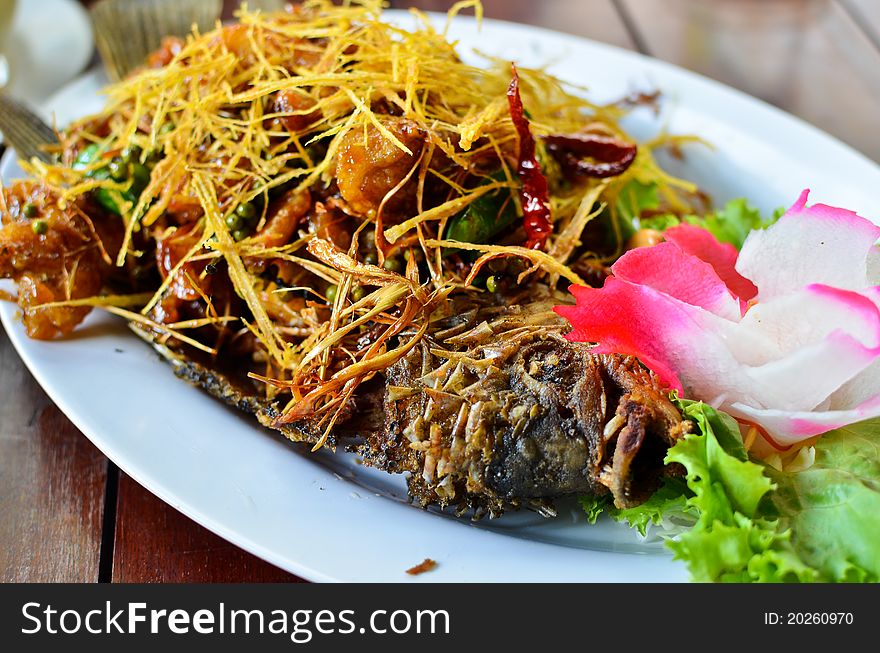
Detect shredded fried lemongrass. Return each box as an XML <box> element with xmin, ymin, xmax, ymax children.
<box><xmin>18</xmin><ymin>0</ymin><xmax>701</xmax><ymax>428</ymax></box>
<box><xmin>425</xmin><ymin>239</ymin><xmax>587</xmax><ymax>286</ymax></box>
<box><xmin>33</xmin><ymin>292</ymin><xmax>155</xmax><ymax>310</ymax></box>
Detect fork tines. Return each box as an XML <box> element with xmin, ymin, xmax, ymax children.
<box><xmin>0</xmin><ymin>94</ymin><xmax>58</xmax><ymax>164</ymax></box>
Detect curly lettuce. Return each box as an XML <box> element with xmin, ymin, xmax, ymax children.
<box><xmin>581</xmin><ymin>400</ymin><xmax>880</xmax><ymax>582</ymax></box>
<box><xmin>626</xmin><ymin>181</ymin><xmax>781</xmax><ymax>250</ymax></box>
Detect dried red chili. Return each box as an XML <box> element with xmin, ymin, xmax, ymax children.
<box><xmin>544</xmin><ymin>133</ymin><xmax>637</xmax><ymax>179</ymax></box>
<box><xmin>506</xmin><ymin>64</ymin><xmax>552</xmax><ymax>251</ymax></box>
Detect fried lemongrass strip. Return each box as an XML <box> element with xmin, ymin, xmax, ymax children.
<box><xmin>383</xmin><ymin>181</ymin><xmax>511</xmax><ymax>244</ymax></box>
<box><xmin>193</xmin><ymin>172</ymin><xmax>285</xmax><ymax>364</ymax></box>
<box><xmin>103</xmin><ymin>306</ymin><xmax>217</xmax><ymax>355</ymax></box>
<box><xmin>298</xmin><ymin>282</ymin><xmax>410</xmax><ymax>368</ymax></box>
<box><xmin>32</xmin><ymin>292</ymin><xmax>155</xmax><ymax>310</ymax></box>
<box><xmin>343</xmin><ymin>87</ymin><xmax>414</xmax><ymax>155</ymax></box>
<box><xmin>269</xmin><ymin>301</ymin><xmax>429</xmax><ymax>426</ymax></box>
<box><xmin>458</xmin><ymin>96</ymin><xmax>506</xmax><ymax>150</ymax></box>
<box><xmin>163</xmin><ymin>316</ymin><xmax>239</xmax><ymax>330</ymax></box>
<box><xmin>547</xmin><ymin>182</ymin><xmax>607</xmax><ymax>264</ymax></box>
<box><xmin>263</xmin><ymin>252</ymin><xmax>343</xmax><ymax>285</ymax></box>
<box><xmin>425</xmin><ymin>239</ymin><xmax>587</xmax><ymax>286</ymax></box>
<box><xmin>307</xmin><ymin>237</ymin><xmax>426</xmax><ymax>300</ymax></box>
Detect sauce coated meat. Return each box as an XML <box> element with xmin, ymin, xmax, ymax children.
<box><xmin>0</xmin><ymin>183</ymin><xmax>121</xmax><ymax>339</ymax></box>
<box><xmin>334</xmin><ymin>117</ymin><xmax>424</xmax><ymax>219</ymax></box>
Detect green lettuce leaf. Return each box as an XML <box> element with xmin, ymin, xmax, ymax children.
<box><xmin>616</xmin><ymin>179</ymin><xmax>660</xmax><ymax>227</ymax></box>
<box><xmin>579</xmin><ymin>399</ymin><xmax>880</xmax><ymax>582</ymax></box>
<box><xmin>694</xmin><ymin>199</ymin><xmax>779</xmax><ymax>249</ymax></box>
<box><xmin>766</xmin><ymin>422</ymin><xmax>880</xmax><ymax>582</ymax></box>
<box><xmin>612</xmin><ymin>477</ymin><xmax>692</xmax><ymax>536</ymax></box>
<box><xmin>639</xmin><ymin>197</ymin><xmax>781</xmax><ymax>250</ymax></box>
<box><xmin>664</xmin><ymin>401</ymin><xmax>816</xmax><ymax>582</ymax></box>
<box><xmin>578</xmin><ymin>495</ymin><xmax>611</xmax><ymax>525</ymax></box>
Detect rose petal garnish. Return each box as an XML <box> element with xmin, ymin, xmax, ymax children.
<box><xmin>737</xmin><ymin>189</ymin><xmax>880</xmax><ymax>301</ymax></box>
<box><xmin>556</xmin><ymin>190</ymin><xmax>880</xmax><ymax>449</ymax></box>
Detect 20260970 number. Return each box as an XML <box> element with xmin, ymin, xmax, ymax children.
<box><xmin>764</xmin><ymin>613</ymin><xmax>854</xmax><ymax>625</ymax></box>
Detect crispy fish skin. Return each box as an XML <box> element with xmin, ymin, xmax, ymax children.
<box><xmin>130</xmin><ymin>297</ymin><xmax>688</xmax><ymax>518</ymax></box>
<box><xmin>128</xmin><ymin>324</ymin><xmax>384</xmax><ymax>449</ymax></box>
<box><xmin>361</xmin><ymin>302</ymin><xmax>690</xmax><ymax>516</ymax></box>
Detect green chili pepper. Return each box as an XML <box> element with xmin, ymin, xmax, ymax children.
<box><xmin>74</xmin><ymin>145</ymin><xmax>123</xmax><ymax>214</ymax></box>
<box><xmin>73</xmin><ymin>143</ymin><xmax>102</xmax><ymax>170</ymax></box>
<box><xmin>121</xmin><ymin>145</ymin><xmax>142</xmax><ymax>163</ymax></box>
<box><xmin>108</xmin><ymin>159</ymin><xmax>127</xmax><ymax>181</ymax></box>
<box><xmin>129</xmin><ymin>163</ymin><xmax>151</xmax><ymax>195</ymax></box>
<box><xmin>444</xmin><ymin>171</ymin><xmax>517</xmax><ymax>245</ymax></box>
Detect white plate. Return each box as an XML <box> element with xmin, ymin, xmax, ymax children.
<box><xmin>3</xmin><ymin>12</ymin><xmax>880</xmax><ymax>582</ymax></box>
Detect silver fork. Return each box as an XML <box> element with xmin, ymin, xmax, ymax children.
<box><xmin>0</xmin><ymin>93</ymin><xmax>58</xmax><ymax>164</ymax></box>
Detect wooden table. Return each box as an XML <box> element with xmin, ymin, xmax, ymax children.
<box><xmin>2</xmin><ymin>0</ymin><xmax>879</xmax><ymax>583</ymax></box>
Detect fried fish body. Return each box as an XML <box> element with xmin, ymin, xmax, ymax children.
<box><xmin>361</xmin><ymin>298</ymin><xmax>689</xmax><ymax>516</ymax></box>
<box><xmin>134</xmin><ymin>293</ymin><xmax>688</xmax><ymax>518</ymax></box>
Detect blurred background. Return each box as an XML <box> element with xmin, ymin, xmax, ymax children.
<box><xmin>0</xmin><ymin>0</ymin><xmax>877</xmax><ymax>159</ymax></box>
<box><xmin>393</xmin><ymin>0</ymin><xmax>880</xmax><ymax>162</ymax></box>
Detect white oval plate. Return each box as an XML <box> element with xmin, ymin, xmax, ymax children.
<box><xmin>3</xmin><ymin>12</ymin><xmax>880</xmax><ymax>583</ymax></box>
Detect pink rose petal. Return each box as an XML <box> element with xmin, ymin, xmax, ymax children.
<box><xmin>737</xmin><ymin>189</ymin><xmax>880</xmax><ymax>301</ymax></box>
<box><xmin>557</xmin><ymin>279</ymin><xmax>745</xmax><ymax>396</ymax></box>
<box><xmin>665</xmin><ymin>223</ymin><xmax>757</xmax><ymax>302</ymax></box>
<box><xmin>611</xmin><ymin>241</ymin><xmax>742</xmax><ymax>320</ymax></box>
<box><xmin>730</xmin><ymin>392</ymin><xmax>880</xmax><ymax>445</ymax></box>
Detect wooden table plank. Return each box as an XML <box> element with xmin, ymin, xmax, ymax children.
<box><xmin>111</xmin><ymin>473</ymin><xmax>301</xmax><ymax>583</ymax></box>
<box><xmin>0</xmin><ymin>329</ymin><xmax>107</xmax><ymax>582</ymax></box>
<box><xmin>390</xmin><ymin>0</ymin><xmax>636</xmax><ymax>49</ymax></box>
<box><xmin>617</xmin><ymin>0</ymin><xmax>880</xmax><ymax>162</ymax></box>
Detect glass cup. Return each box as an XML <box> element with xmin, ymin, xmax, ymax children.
<box><xmin>0</xmin><ymin>0</ymin><xmax>17</xmax><ymax>87</ymax></box>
